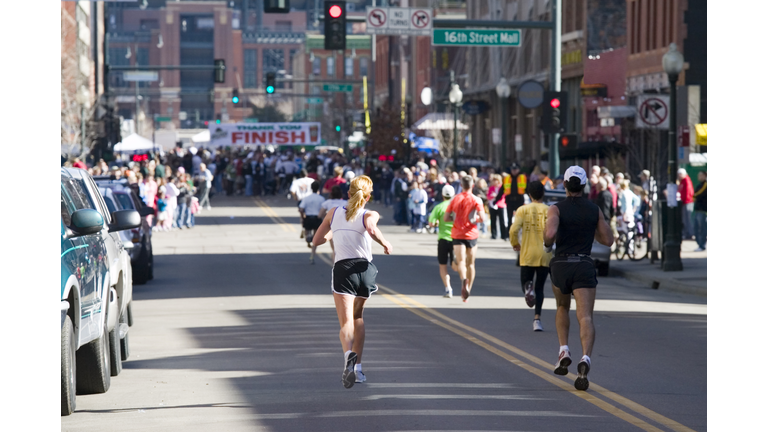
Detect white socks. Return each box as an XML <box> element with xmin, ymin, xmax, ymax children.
<box><xmin>581</xmin><ymin>355</ymin><xmax>591</xmax><ymax>365</ymax></box>
<box><xmin>445</xmin><ymin>275</ymin><xmax>451</xmax><ymax>290</ymax></box>
<box><xmin>354</xmin><ymin>363</ymin><xmax>362</xmax><ymax>372</ymax></box>
<box><xmin>345</xmin><ymin>350</ymin><xmax>352</xmax><ymax>359</ymax></box>
<box><xmin>559</xmin><ymin>345</ymin><xmax>569</xmax><ymax>354</ymax></box>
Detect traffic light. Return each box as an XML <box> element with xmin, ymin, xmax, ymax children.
<box><xmin>540</xmin><ymin>91</ymin><xmax>568</xmax><ymax>133</ymax></box>
<box><xmin>214</xmin><ymin>59</ymin><xmax>225</xmax><ymax>83</ymax></box>
<box><xmin>264</xmin><ymin>0</ymin><xmax>290</xmax><ymax>13</ymax></box>
<box><xmin>231</xmin><ymin>89</ymin><xmax>240</xmax><ymax>104</ymax></box>
<box><xmin>265</xmin><ymin>72</ymin><xmax>276</xmax><ymax>94</ymax></box>
<box><xmin>335</xmin><ymin>125</ymin><xmax>341</xmax><ymax>132</ymax></box>
<box><xmin>324</xmin><ymin>1</ymin><xmax>346</xmax><ymax>50</ymax></box>
<box><xmin>558</xmin><ymin>134</ymin><xmax>578</xmax><ymax>149</ymax></box>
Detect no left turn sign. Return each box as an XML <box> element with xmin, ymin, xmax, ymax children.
<box><xmin>367</xmin><ymin>8</ymin><xmax>387</xmax><ymax>28</ymax></box>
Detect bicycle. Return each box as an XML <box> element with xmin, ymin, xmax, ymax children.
<box><xmin>614</xmin><ymin>217</ymin><xmax>648</xmax><ymax>261</ymax></box>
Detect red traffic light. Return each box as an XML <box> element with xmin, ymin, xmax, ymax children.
<box><xmin>560</xmin><ymin>136</ymin><xmax>570</xmax><ymax>146</ymax></box>
<box><xmin>550</xmin><ymin>98</ymin><xmax>561</xmax><ymax>109</ymax></box>
<box><xmin>329</xmin><ymin>5</ymin><xmax>342</xmax><ymax>18</ymax></box>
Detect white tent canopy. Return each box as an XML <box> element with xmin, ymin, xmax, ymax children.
<box><xmin>191</xmin><ymin>130</ymin><xmax>210</xmax><ymax>143</ymax></box>
<box><xmin>413</xmin><ymin>113</ymin><xmax>469</xmax><ymax>131</ymax></box>
<box><xmin>114</xmin><ymin>133</ymin><xmax>162</xmax><ymax>154</ymax></box>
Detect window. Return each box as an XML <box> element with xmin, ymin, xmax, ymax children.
<box><xmin>103</xmin><ymin>195</ymin><xmax>117</xmax><ymax>214</ymax></box>
<box><xmin>115</xmin><ymin>193</ymin><xmax>134</xmax><ymax>210</ymax></box>
<box><xmin>263</xmin><ymin>49</ymin><xmax>285</xmax><ymax>88</ymax></box>
<box><xmin>140</xmin><ymin>19</ymin><xmax>159</xmax><ymax>31</ymax></box>
<box><xmin>345</xmin><ymin>58</ymin><xmax>354</xmax><ymax>76</ymax></box>
<box><xmin>326</xmin><ymin>57</ymin><xmax>335</xmax><ymax>77</ymax></box>
<box><xmin>360</xmin><ymin>58</ymin><xmax>368</xmax><ymax>76</ymax></box>
<box><xmin>312</xmin><ymin>57</ymin><xmax>321</xmax><ymax>75</ymax></box>
<box><xmin>275</xmin><ymin>21</ymin><xmax>292</xmax><ymax>32</ymax></box>
<box><xmin>137</xmin><ymin>48</ymin><xmax>150</xmax><ymax>87</ymax></box>
<box><xmin>244</xmin><ymin>49</ymin><xmax>257</xmax><ymax>88</ymax></box>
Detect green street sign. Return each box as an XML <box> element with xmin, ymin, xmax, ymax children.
<box><xmin>323</xmin><ymin>84</ymin><xmax>353</xmax><ymax>92</ymax></box>
<box><xmin>155</xmin><ymin>117</ymin><xmax>172</xmax><ymax>122</ymax></box>
<box><xmin>307</xmin><ymin>97</ymin><xmax>324</xmax><ymax>104</ymax></box>
<box><xmin>432</xmin><ymin>29</ymin><xmax>521</xmax><ymax>46</ymax></box>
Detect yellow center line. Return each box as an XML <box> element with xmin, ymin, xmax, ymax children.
<box><xmin>253</xmin><ymin>198</ymin><xmax>296</xmax><ymax>232</ymax></box>
<box><xmin>315</xmin><ymin>252</ymin><xmax>694</xmax><ymax>432</ymax></box>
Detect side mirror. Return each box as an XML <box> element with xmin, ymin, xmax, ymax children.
<box><xmin>138</xmin><ymin>206</ymin><xmax>155</xmax><ymax>217</ymax></box>
<box><xmin>69</xmin><ymin>209</ymin><xmax>104</xmax><ymax>236</ymax></box>
<box><xmin>109</xmin><ymin>209</ymin><xmax>141</xmax><ymax>232</ymax></box>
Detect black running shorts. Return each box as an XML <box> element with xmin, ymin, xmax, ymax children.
<box><xmin>452</xmin><ymin>238</ymin><xmax>478</xmax><ymax>248</ymax></box>
<box><xmin>303</xmin><ymin>215</ymin><xmax>322</xmax><ymax>231</ymax></box>
<box><xmin>437</xmin><ymin>239</ymin><xmax>454</xmax><ymax>265</ymax></box>
<box><xmin>332</xmin><ymin>258</ymin><xmax>379</xmax><ymax>299</ymax></box>
<box><xmin>549</xmin><ymin>256</ymin><xmax>598</xmax><ymax>295</ymax></box>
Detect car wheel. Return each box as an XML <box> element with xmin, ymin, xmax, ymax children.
<box><xmin>108</xmin><ymin>318</ymin><xmax>122</xmax><ymax>377</ymax></box>
<box><xmin>119</xmin><ymin>310</ymin><xmax>130</xmax><ymax>361</ymax></box>
<box><xmin>61</xmin><ymin>315</ymin><xmax>76</xmax><ymax>416</ymax></box>
<box><xmin>132</xmin><ymin>244</ymin><xmax>150</xmax><ymax>285</ymax></box>
<box><xmin>596</xmin><ymin>260</ymin><xmax>609</xmax><ymax>277</ymax></box>
<box><xmin>76</xmin><ymin>313</ymin><xmax>111</xmax><ymax>395</ymax></box>
<box><xmin>126</xmin><ymin>301</ymin><xmax>134</xmax><ymax>327</ymax></box>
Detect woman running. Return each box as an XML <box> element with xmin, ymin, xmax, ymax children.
<box><xmin>312</xmin><ymin>176</ymin><xmax>394</xmax><ymax>389</ymax></box>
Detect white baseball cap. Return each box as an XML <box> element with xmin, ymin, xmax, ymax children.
<box><xmin>442</xmin><ymin>184</ymin><xmax>456</xmax><ymax>198</ymax></box>
<box><xmin>344</xmin><ymin>171</ymin><xmax>356</xmax><ymax>180</ymax></box>
<box><xmin>564</xmin><ymin>166</ymin><xmax>588</xmax><ymax>185</ymax></box>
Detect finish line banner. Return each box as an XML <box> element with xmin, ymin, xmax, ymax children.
<box><xmin>208</xmin><ymin>122</ymin><xmax>321</xmax><ymax>147</ymax></box>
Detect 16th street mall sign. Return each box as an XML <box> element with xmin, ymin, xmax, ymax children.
<box><xmin>432</xmin><ymin>29</ymin><xmax>521</xmax><ymax>46</ymax></box>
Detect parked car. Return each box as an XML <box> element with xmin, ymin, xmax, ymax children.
<box><xmin>61</xmin><ymin>168</ymin><xmax>140</xmax><ymax>416</ymax></box>
<box><xmin>97</xmin><ymin>180</ymin><xmax>154</xmax><ymax>284</ymax></box>
<box><xmin>513</xmin><ymin>189</ymin><xmax>610</xmax><ymax>276</ymax></box>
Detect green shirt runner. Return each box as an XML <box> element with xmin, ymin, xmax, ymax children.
<box><xmin>428</xmin><ymin>199</ymin><xmax>454</xmax><ymax>241</ymax></box>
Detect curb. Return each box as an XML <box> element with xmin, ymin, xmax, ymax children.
<box><xmin>610</xmin><ymin>267</ymin><xmax>707</xmax><ymax>297</ymax></box>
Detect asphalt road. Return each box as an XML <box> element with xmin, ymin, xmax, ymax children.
<box><xmin>61</xmin><ymin>195</ymin><xmax>707</xmax><ymax>432</ymax></box>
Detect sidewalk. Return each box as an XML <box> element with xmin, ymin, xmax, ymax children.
<box><xmin>609</xmin><ymin>240</ymin><xmax>707</xmax><ymax>297</ymax></box>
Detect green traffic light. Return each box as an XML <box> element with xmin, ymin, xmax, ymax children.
<box><xmin>232</xmin><ymin>96</ymin><xmax>239</xmax><ymax>104</ymax></box>
<box><xmin>266</xmin><ymin>86</ymin><xmax>275</xmax><ymax>94</ymax></box>
<box><xmin>335</xmin><ymin>125</ymin><xmax>341</xmax><ymax>132</ymax></box>
<box><xmin>216</xmin><ymin>119</ymin><xmax>221</xmax><ymax>124</ymax></box>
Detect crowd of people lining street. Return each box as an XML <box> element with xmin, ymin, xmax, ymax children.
<box><xmin>63</xmin><ymin>145</ymin><xmax>706</xmax><ymax>392</ymax></box>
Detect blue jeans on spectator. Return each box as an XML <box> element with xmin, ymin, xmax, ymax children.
<box><xmin>245</xmin><ymin>175</ymin><xmax>254</xmax><ymax>196</ymax></box>
<box><xmin>176</xmin><ymin>202</ymin><xmax>188</xmax><ymax>228</ymax></box>
<box><xmin>693</xmin><ymin>211</ymin><xmax>706</xmax><ymax>249</ymax></box>
<box><xmin>215</xmin><ymin>173</ymin><xmax>223</xmax><ymax>193</ymax></box>
<box><xmin>682</xmin><ymin>202</ymin><xmax>694</xmax><ymax>239</ymax></box>
<box><xmin>185</xmin><ymin>204</ymin><xmax>195</xmax><ymax>228</ymax></box>
<box><xmin>394</xmin><ymin>199</ymin><xmax>407</xmax><ymax>225</ymax></box>
<box><xmin>411</xmin><ymin>212</ymin><xmax>424</xmax><ymax>231</ymax></box>
<box><xmin>381</xmin><ymin>188</ymin><xmax>392</xmax><ymax>206</ymax></box>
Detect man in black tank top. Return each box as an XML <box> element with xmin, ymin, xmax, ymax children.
<box><xmin>544</xmin><ymin>166</ymin><xmax>614</xmax><ymax>391</ymax></box>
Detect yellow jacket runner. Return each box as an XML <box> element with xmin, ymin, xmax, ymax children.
<box><xmin>509</xmin><ymin>202</ymin><xmax>552</xmax><ymax>267</ymax></box>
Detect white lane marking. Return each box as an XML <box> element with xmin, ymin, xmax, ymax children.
<box><xmin>139</xmin><ymin>294</ymin><xmax>705</xmax><ymax>315</ymax></box>
<box><xmin>362</xmin><ymin>394</ymin><xmax>551</xmax><ymax>401</ymax></box>
<box><xmin>318</xmin><ymin>410</ymin><xmax>594</xmax><ymax>418</ymax></box>
<box><xmin>365</xmin><ymin>383</ymin><xmax>517</xmax><ymax>389</ymax></box>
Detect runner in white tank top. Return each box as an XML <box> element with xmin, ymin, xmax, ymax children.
<box><xmin>312</xmin><ymin>175</ymin><xmax>393</xmax><ymax>389</ymax></box>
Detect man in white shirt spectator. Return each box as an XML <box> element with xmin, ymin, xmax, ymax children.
<box><xmin>199</xmin><ymin>163</ymin><xmax>213</xmax><ymax>210</ymax></box>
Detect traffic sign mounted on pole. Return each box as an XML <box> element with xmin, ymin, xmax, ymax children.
<box><xmin>636</xmin><ymin>95</ymin><xmax>670</xmax><ymax>129</ymax></box>
<box><xmin>432</xmin><ymin>29</ymin><xmax>521</xmax><ymax>46</ymax></box>
<box><xmin>365</xmin><ymin>7</ymin><xmax>432</xmax><ymax>36</ymax></box>
<box><xmin>323</xmin><ymin>84</ymin><xmax>353</xmax><ymax>92</ymax></box>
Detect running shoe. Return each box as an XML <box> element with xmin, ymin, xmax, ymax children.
<box><xmin>342</xmin><ymin>352</ymin><xmax>358</xmax><ymax>389</ymax></box>
<box><xmin>574</xmin><ymin>357</ymin><xmax>591</xmax><ymax>391</ymax></box>
<box><xmin>524</xmin><ymin>281</ymin><xmax>535</xmax><ymax>308</ymax></box>
<box><xmin>533</xmin><ymin>319</ymin><xmax>543</xmax><ymax>332</ymax></box>
<box><xmin>461</xmin><ymin>279</ymin><xmax>470</xmax><ymax>302</ymax></box>
<box><xmin>554</xmin><ymin>349</ymin><xmax>571</xmax><ymax>376</ymax></box>
<box><xmin>444</xmin><ymin>288</ymin><xmax>453</xmax><ymax>298</ymax></box>
<box><xmin>355</xmin><ymin>370</ymin><xmax>366</xmax><ymax>383</ymax></box>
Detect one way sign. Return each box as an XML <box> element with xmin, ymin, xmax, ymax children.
<box><xmin>636</xmin><ymin>95</ymin><xmax>670</xmax><ymax>129</ymax></box>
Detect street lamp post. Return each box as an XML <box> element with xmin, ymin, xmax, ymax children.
<box><xmin>496</xmin><ymin>78</ymin><xmax>511</xmax><ymax>171</ymax></box>
<box><xmin>662</xmin><ymin>43</ymin><xmax>684</xmax><ymax>271</ymax></box>
<box><xmin>448</xmin><ymin>71</ymin><xmax>463</xmax><ymax>170</ymax></box>
<box><xmin>76</xmin><ymin>86</ymin><xmax>90</xmax><ymax>157</ymax></box>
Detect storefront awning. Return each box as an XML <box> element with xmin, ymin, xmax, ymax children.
<box><xmin>695</xmin><ymin>124</ymin><xmax>707</xmax><ymax>146</ymax></box>
<box><xmin>413</xmin><ymin>113</ymin><xmax>469</xmax><ymax>131</ymax></box>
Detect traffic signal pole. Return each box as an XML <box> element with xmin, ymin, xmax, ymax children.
<box><xmin>550</xmin><ymin>0</ymin><xmax>562</xmax><ymax>177</ymax></box>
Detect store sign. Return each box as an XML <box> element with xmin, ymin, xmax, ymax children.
<box><xmin>208</xmin><ymin>122</ymin><xmax>321</xmax><ymax>147</ymax></box>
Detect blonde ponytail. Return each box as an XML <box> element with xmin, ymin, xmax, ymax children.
<box><xmin>345</xmin><ymin>175</ymin><xmax>373</xmax><ymax>221</ymax></box>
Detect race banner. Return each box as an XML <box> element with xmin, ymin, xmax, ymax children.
<box><xmin>208</xmin><ymin>122</ymin><xmax>321</xmax><ymax>147</ymax></box>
